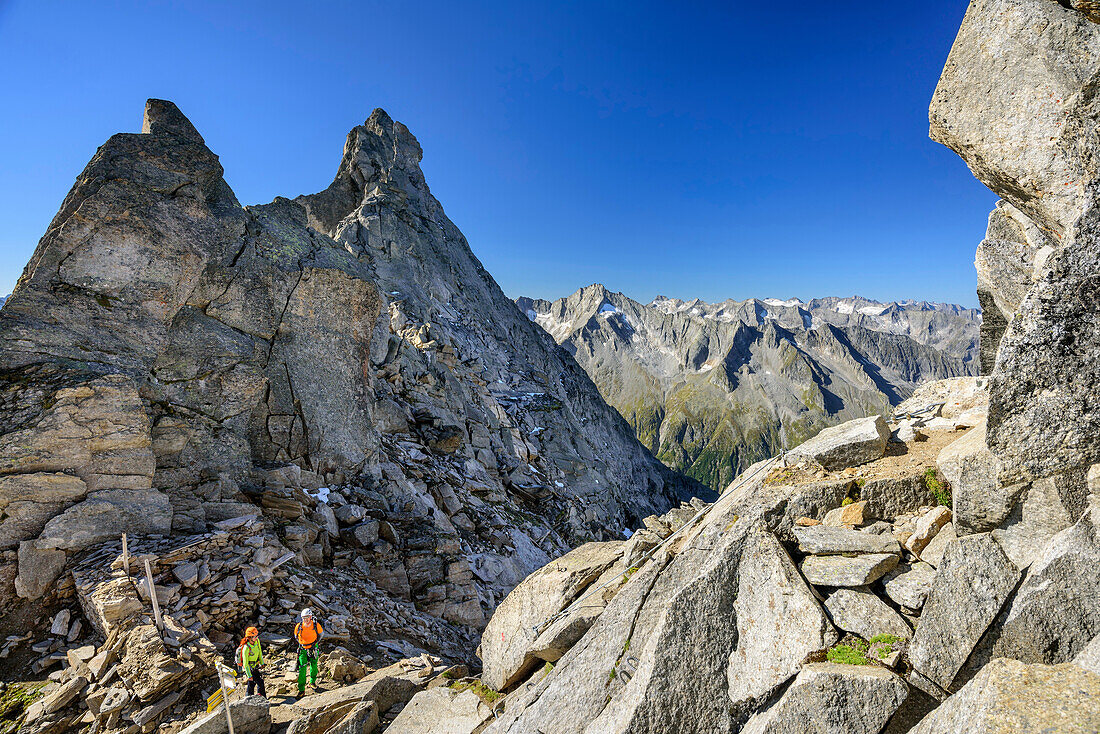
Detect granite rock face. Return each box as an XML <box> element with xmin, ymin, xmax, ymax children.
<box><xmin>483</xmin><ymin>514</ymin><xmax>835</xmax><ymax>734</ymax></box>
<box><xmin>974</xmin><ymin>201</ymin><xmax>1055</xmax><ymax>374</ymax></box>
<box><xmin>742</xmin><ymin>663</ymin><xmax>908</xmax><ymax>734</ymax></box>
<box><xmin>480</xmin><ymin>540</ymin><xmax>623</xmax><ymax>690</ymax></box>
<box><xmin>909</xmin><ymin>659</ymin><xmax>1100</xmax><ymax>733</ymax></box>
<box><xmin>932</xmin><ymin>0</ymin><xmax>1100</xmax><ymax>484</ymax></box>
<box><xmin>930</xmin><ymin>0</ymin><xmax>1100</xmax><ymax>237</ymax></box>
<box><xmin>908</xmin><ymin>533</ymin><xmax>1020</xmax><ymax>690</ymax></box>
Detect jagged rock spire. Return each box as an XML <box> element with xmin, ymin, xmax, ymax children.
<box><xmin>141</xmin><ymin>98</ymin><xmax>205</xmax><ymax>143</ymax></box>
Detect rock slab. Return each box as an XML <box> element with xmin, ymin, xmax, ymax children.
<box><xmin>742</xmin><ymin>663</ymin><xmax>908</xmax><ymax>734</ymax></box>
<box><xmin>910</xmin><ymin>659</ymin><xmax>1100</xmax><ymax>734</ymax></box>
<box><xmin>909</xmin><ymin>533</ymin><xmax>1019</xmax><ymax>690</ymax></box>
<box><xmin>789</xmin><ymin>416</ymin><xmax>890</xmax><ymax>471</ymax></box>
<box><xmin>825</xmin><ymin>588</ymin><xmax>912</xmax><ymax>642</ymax></box>
<box><xmin>801</xmin><ymin>553</ymin><xmax>899</xmax><ymax>588</ymax></box>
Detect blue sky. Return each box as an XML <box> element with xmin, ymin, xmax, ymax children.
<box><xmin>0</xmin><ymin>1</ymin><xmax>992</xmax><ymax>306</ymax></box>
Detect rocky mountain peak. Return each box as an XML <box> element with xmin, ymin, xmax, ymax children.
<box><xmin>522</xmin><ymin>286</ymin><xmax>979</xmax><ymax>489</ymax></box>
<box><xmin>141</xmin><ymin>98</ymin><xmax>206</xmax><ymax>143</ymax></box>
<box><xmin>0</xmin><ymin>98</ymin><xmax>702</xmax><ymax>732</ymax></box>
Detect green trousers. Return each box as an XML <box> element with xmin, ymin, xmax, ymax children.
<box><xmin>297</xmin><ymin>648</ymin><xmax>319</xmax><ymax>692</ymax></box>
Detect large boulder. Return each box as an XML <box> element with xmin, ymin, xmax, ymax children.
<box><xmin>937</xmin><ymin>420</ymin><xmax>1022</xmax><ymax>535</ymax></box>
<box><xmin>0</xmin><ymin>473</ymin><xmax>87</xmax><ymax>549</ymax></box>
<box><xmin>910</xmin><ymin>659</ymin><xmax>1100</xmax><ymax>733</ymax></box>
<box><xmin>178</xmin><ymin>695</ymin><xmax>270</xmax><ymax>734</ymax></box>
<box><xmin>13</xmin><ymin>540</ymin><xmax>66</xmax><ymax>600</ymax></box>
<box><xmin>788</xmin><ymin>416</ymin><xmax>890</xmax><ymax>471</ymax></box>
<box><xmin>742</xmin><ymin>663</ymin><xmax>908</xmax><ymax>734</ymax></box>
<box><xmin>484</xmin><ymin>518</ymin><xmax>835</xmax><ymax>733</ymax></box>
<box><xmin>386</xmin><ymin>687</ymin><xmax>494</xmax><ymax>734</ymax></box>
<box><xmin>824</xmin><ymin>588</ymin><xmax>912</xmax><ymax>642</ymax></box>
<box><xmin>908</xmin><ymin>534</ymin><xmax>1020</xmax><ymax>690</ymax></box>
<box><xmin>858</xmin><ymin>473</ymin><xmax>934</xmax><ymax>521</ymax></box>
<box><xmin>480</xmin><ymin>540</ymin><xmax>623</xmax><ymax>691</ymax></box>
<box><xmin>988</xmin><ymin>509</ymin><xmax>1100</xmax><ymax>665</ymax></box>
<box><xmin>930</xmin><ymin>0</ymin><xmax>1100</xmax><ymax>237</ymax></box>
<box><xmin>35</xmin><ymin>489</ymin><xmax>172</xmax><ymax>551</ymax></box>
<box><xmin>931</xmin><ymin>0</ymin><xmax>1100</xmax><ymax>483</ymax></box>
<box><xmin>726</xmin><ymin>528</ymin><xmax>838</xmax><ymax>710</ymax></box>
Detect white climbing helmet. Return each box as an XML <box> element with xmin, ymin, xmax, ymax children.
<box><xmin>302</xmin><ymin>607</ymin><xmax>313</xmax><ymax>620</ymax></box>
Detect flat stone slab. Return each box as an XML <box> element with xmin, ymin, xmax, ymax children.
<box><xmin>910</xmin><ymin>659</ymin><xmax>1100</xmax><ymax>734</ymax></box>
<box><xmin>824</xmin><ymin>588</ymin><xmax>912</xmax><ymax>641</ymax></box>
<box><xmin>881</xmin><ymin>562</ymin><xmax>936</xmax><ymax>610</ymax></box>
<box><xmin>788</xmin><ymin>416</ymin><xmax>890</xmax><ymax>471</ymax></box>
<box><xmin>742</xmin><ymin>662</ymin><xmax>907</xmax><ymax>734</ymax></box>
<box><xmin>387</xmin><ymin>687</ymin><xmax>493</xmax><ymax>734</ymax></box>
<box><xmin>793</xmin><ymin>525</ymin><xmax>901</xmax><ymax>555</ymax></box>
<box><xmin>909</xmin><ymin>533</ymin><xmax>1020</xmax><ymax>689</ymax></box>
<box><xmin>800</xmin><ymin>553</ymin><xmax>898</xmax><ymax>587</ymax></box>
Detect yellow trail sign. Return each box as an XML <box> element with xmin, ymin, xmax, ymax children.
<box><xmin>207</xmin><ymin>688</ymin><xmax>224</xmax><ymax>712</ymax></box>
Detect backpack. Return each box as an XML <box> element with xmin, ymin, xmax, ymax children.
<box><xmin>235</xmin><ymin>639</ymin><xmax>252</xmax><ymax>671</ymax></box>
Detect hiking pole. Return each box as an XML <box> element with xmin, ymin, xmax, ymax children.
<box><xmin>143</xmin><ymin>558</ymin><xmax>164</xmax><ymax>634</ymax></box>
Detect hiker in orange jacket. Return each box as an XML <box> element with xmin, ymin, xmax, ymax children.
<box><xmin>294</xmin><ymin>608</ymin><xmax>324</xmax><ymax>696</ymax></box>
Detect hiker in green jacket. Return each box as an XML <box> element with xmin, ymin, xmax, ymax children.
<box><xmin>236</xmin><ymin>626</ymin><xmax>266</xmax><ymax>697</ymax></box>
<box><xmin>294</xmin><ymin>608</ymin><xmax>324</xmax><ymax>696</ymax></box>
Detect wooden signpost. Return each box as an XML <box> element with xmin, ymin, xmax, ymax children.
<box><xmin>214</xmin><ymin>662</ymin><xmax>237</xmax><ymax>734</ymax></box>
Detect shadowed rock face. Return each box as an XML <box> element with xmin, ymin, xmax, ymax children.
<box><xmin>519</xmin><ymin>286</ymin><xmax>977</xmax><ymax>489</ymax></box>
<box><xmin>0</xmin><ymin>101</ymin><xmax>699</xmax><ymax>629</ymax></box>
<box><xmin>931</xmin><ymin>0</ymin><xmax>1100</xmax><ymax>483</ymax></box>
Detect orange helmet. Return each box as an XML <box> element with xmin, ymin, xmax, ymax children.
<box><xmin>246</xmin><ymin>626</ymin><xmax>259</xmax><ymax>638</ymax></box>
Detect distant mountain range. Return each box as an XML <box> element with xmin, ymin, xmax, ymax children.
<box><xmin>517</xmin><ymin>285</ymin><xmax>980</xmax><ymax>490</ymax></box>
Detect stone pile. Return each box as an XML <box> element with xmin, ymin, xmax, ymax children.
<box><xmin>15</xmin><ymin>519</ymin><xmax>271</xmax><ymax>733</ymax></box>
<box><xmin>11</xmin><ymin>505</ymin><xmax>482</xmax><ymax>734</ymax></box>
